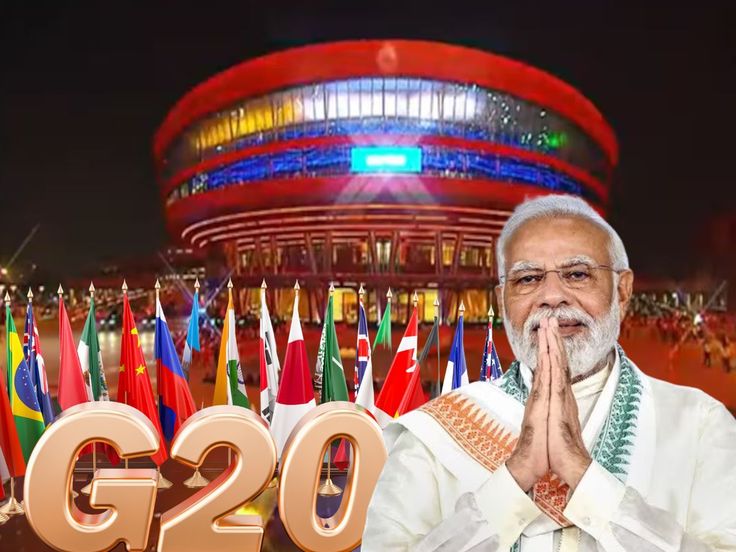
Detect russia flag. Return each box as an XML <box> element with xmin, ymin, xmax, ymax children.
<box><xmin>155</xmin><ymin>297</ymin><xmax>197</xmax><ymax>441</ymax></box>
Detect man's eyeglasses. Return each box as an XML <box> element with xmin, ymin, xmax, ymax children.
<box><xmin>500</xmin><ymin>264</ymin><xmax>623</xmax><ymax>295</ymax></box>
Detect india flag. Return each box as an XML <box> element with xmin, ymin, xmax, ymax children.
<box><xmin>213</xmin><ymin>284</ymin><xmax>249</xmax><ymax>408</ymax></box>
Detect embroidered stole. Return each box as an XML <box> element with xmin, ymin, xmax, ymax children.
<box><xmin>417</xmin><ymin>345</ymin><xmax>645</xmax><ymax>547</ymax></box>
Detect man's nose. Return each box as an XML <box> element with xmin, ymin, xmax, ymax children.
<box><xmin>535</xmin><ymin>271</ymin><xmax>571</xmax><ymax>309</ymax></box>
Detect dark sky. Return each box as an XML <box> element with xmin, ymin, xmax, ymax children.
<box><xmin>1</xmin><ymin>1</ymin><xmax>734</xmax><ymax>281</ymax></box>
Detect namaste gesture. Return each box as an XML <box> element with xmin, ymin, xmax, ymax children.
<box><xmin>506</xmin><ymin>316</ymin><xmax>593</xmax><ymax>492</ymax></box>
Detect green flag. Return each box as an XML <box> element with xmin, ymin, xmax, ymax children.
<box><xmin>373</xmin><ymin>300</ymin><xmax>392</xmax><ymax>351</ymax></box>
<box><xmin>79</xmin><ymin>297</ymin><xmax>110</xmax><ymax>401</ymax></box>
<box><xmin>6</xmin><ymin>304</ymin><xmax>45</xmax><ymax>462</ymax></box>
<box><xmin>318</xmin><ymin>295</ymin><xmax>349</xmax><ymax>404</ymax></box>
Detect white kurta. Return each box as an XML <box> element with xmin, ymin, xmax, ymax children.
<box><xmin>362</xmin><ymin>350</ymin><xmax>736</xmax><ymax>551</ymax></box>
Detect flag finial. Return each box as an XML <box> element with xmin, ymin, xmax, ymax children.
<box><xmin>261</xmin><ymin>278</ymin><xmax>267</xmax><ymax>290</ymax></box>
<box><xmin>227</xmin><ymin>278</ymin><xmax>233</xmax><ymax>289</ymax></box>
<box><xmin>386</xmin><ymin>287</ymin><xmax>393</xmax><ymax>300</ymax></box>
<box><xmin>155</xmin><ymin>279</ymin><xmax>161</xmax><ymax>290</ymax></box>
<box><xmin>459</xmin><ymin>300</ymin><xmax>466</xmax><ymax>314</ymax></box>
<box><xmin>412</xmin><ymin>291</ymin><xmax>419</xmax><ymax>307</ymax></box>
<box><xmin>57</xmin><ymin>284</ymin><xmax>64</xmax><ymax>295</ymax></box>
<box><xmin>4</xmin><ymin>292</ymin><xmax>9</xmax><ymax>304</ymax></box>
<box><xmin>359</xmin><ymin>284</ymin><xmax>365</xmax><ymax>297</ymax></box>
<box><xmin>122</xmin><ymin>279</ymin><xmax>128</xmax><ymax>293</ymax></box>
<box><xmin>89</xmin><ymin>281</ymin><xmax>95</xmax><ymax>295</ymax></box>
<box><xmin>433</xmin><ymin>297</ymin><xmax>440</xmax><ymax>307</ymax></box>
<box><xmin>294</xmin><ymin>280</ymin><xmax>300</xmax><ymax>292</ymax></box>
<box><xmin>488</xmin><ymin>304</ymin><xmax>494</xmax><ymax>318</ymax></box>
<box><xmin>329</xmin><ymin>282</ymin><xmax>335</xmax><ymax>295</ymax></box>
<box><xmin>27</xmin><ymin>287</ymin><xmax>33</xmax><ymax>300</ymax></box>
<box><xmin>194</xmin><ymin>277</ymin><xmax>200</xmax><ymax>291</ymax></box>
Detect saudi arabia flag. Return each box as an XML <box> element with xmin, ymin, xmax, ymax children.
<box><xmin>214</xmin><ymin>292</ymin><xmax>250</xmax><ymax>408</ymax></box>
<box><xmin>318</xmin><ymin>293</ymin><xmax>348</xmax><ymax>404</ymax></box>
<box><xmin>78</xmin><ymin>297</ymin><xmax>109</xmax><ymax>401</ymax></box>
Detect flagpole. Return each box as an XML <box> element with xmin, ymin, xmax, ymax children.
<box><xmin>78</xmin><ymin>282</ymin><xmax>98</xmax><ymax>496</ymax></box>
<box><xmin>226</xmin><ymin>278</ymin><xmax>234</xmax><ymax>467</ymax></box>
<box><xmin>1</xmin><ymin>291</ymin><xmax>23</xmax><ymax>516</ymax></box>
<box><xmin>55</xmin><ymin>286</ymin><xmax>82</xmax><ymax>500</ymax></box>
<box><xmin>121</xmin><ymin>280</ymin><xmax>131</xmax><ymax>473</ymax></box>
<box><xmin>0</xmin><ymin>477</ymin><xmax>22</xmax><ymax>517</ymax></box>
<box><xmin>153</xmin><ymin>279</ymin><xmax>174</xmax><ymax>490</ymax></box>
<box><xmin>183</xmin><ymin>345</ymin><xmax>210</xmax><ymax>488</ymax></box>
<box><xmin>318</xmin><ymin>283</ymin><xmax>343</xmax><ymax>498</ymax></box>
<box><xmin>434</xmin><ymin>296</ymin><xmax>441</xmax><ymax>397</ymax></box>
<box><xmin>386</xmin><ymin>287</ymin><xmax>393</xmax><ymax>351</ymax></box>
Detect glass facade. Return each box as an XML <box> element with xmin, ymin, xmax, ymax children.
<box><xmin>161</xmin><ymin>78</ymin><xmax>610</xmax><ymax>183</ymax></box>
<box><xmin>165</xmin><ymin>144</ymin><xmax>600</xmax><ymax>207</ymax></box>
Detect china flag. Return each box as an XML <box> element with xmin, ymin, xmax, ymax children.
<box><xmin>117</xmin><ymin>292</ymin><xmax>167</xmax><ymax>465</ymax></box>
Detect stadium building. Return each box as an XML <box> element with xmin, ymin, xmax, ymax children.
<box><xmin>154</xmin><ymin>40</ymin><xmax>617</xmax><ymax>323</ymax></box>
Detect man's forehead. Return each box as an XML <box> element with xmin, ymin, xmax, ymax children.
<box><xmin>504</xmin><ymin>216</ymin><xmax>611</xmax><ymax>266</ymax></box>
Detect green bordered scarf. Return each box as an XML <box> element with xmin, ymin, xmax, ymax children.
<box><xmin>499</xmin><ymin>345</ymin><xmax>644</xmax><ymax>551</ymax></box>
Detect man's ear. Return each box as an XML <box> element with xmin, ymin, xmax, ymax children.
<box><xmin>494</xmin><ymin>285</ymin><xmax>505</xmax><ymax>320</ymax></box>
<box><xmin>617</xmin><ymin>269</ymin><xmax>634</xmax><ymax>317</ymax></box>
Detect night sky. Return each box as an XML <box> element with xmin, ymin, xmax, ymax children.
<box><xmin>1</xmin><ymin>1</ymin><xmax>734</xmax><ymax>281</ymax></box>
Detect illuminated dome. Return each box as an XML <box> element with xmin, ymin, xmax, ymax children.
<box><xmin>154</xmin><ymin>40</ymin><xmax>616</xmax><ymax>321</ymax></box>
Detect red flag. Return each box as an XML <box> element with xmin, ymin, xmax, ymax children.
<box><xmin>270</xmin><ymin>290</ymin><xmax>316</xmax><ymax>457</ymax></box>
<box><xmin>333</xmin><ymin>439</ymin><xmax>350</xmax><ymax>471</ymax></box>
<box><xmin>57</xmin><ymin>298</ymin><xmax>89</xmax><ymax>410</ymax></box>
<box><xmin>374</xmin><ymin>306</ymin><xmax>419</xmax><ymax>427</ymax></box>
<box><xmin>396</xmin><ymin>358</ymin><xmax>428</xmax><ymax>416</ymax></box>
<box><xmin>118</xmin><ymin>294</ymin><xmax>167</xmax><ymax>466</ymax></box>
<box><xmin>0</xmin><ymin>367</ymin><xmax>25</xmax><ymax>478</ymax></box>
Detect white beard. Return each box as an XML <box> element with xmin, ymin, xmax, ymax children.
<box><xmin>503</xmin><ymin>290</ymin><xmax>622</xmax><ymax>378</ymax></box>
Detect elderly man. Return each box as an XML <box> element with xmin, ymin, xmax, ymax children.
<box><xmin>363</xmin><ymin>195</ymin><xmax>736</xmax><ymax>551</ymax></box>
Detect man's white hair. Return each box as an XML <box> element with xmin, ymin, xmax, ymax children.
<box><xmin>496</xmin><ymin>194</ymin><xmax>629</xmax><ymax>279</ymax></box>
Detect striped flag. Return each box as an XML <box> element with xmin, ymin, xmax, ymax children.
<box><xmin>270</xmin><ymin>287</ymin><xmax>315</xmax><ymax>457</ymax></box>
<box><xmin>374</xmin><ymin>305</ymin><xmax>419</xmax><ymax>428</ymax></box>
<box><xmin>181</xmin><ymin>289</ymin><xmax>200</xmax><ymax>381</ymax></box>
<box><xmin>155</xmin><ymin>296</ymin><xmax>196</xmax><ymax>440</ymax></box>
<box><xmin>259</xmin><ymin>284</ymin><xmax>280</xmax><ymax>424</ymax></box>
<box><xmin>354</xmin><ymin>296</ymin><xmax>375</xmax><ymax>413</ymax></box>
<box><xmin>441</xmin><ymin>309</ymin><xmax>468</xmax><ymax>394</ymax></box>
<box><xmin>213</xmin><ymin>287</ymin><xmax>249</xmax><ymax>408</ymax></box>
<box><xmin>6</xmin><ymin>303</ymin><xmax>45</xmax><ymax>463</ymax></box>
<box><xmin>480</xmin><ymin>315</ymin><xmax>503</xmax><ymax>382</ymax></box>
<box><xmin>24</xmin><ymin>302</ymin><xmax>55</xmax><ymax>424</ymax></box>
<box><xmin>78</xmin><ymin>295</ymin><xmax>110</xmax><ymax>401</ymax></box>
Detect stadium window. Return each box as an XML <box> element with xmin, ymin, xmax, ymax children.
<box><xmin>348</xmin><ymin>80</ymin><xmax>361</xmax><ymax>118</ymax></box>
<box><xmin>325</xmin><ymin>82</ymin><xmax>338</xmax><ymax>120</ymax></box>
<box><xmin>384</xmin><ymin>78</ymin><xmax>397</xmax><ymax>117</ymax></box>
<box><xmin>396</xmin><ymin>78</ymin><xmax>409</xmax><ymax>118</ymax></box>
<box><xmin>337</xmin><ymin>81</ymin><xmax>350</xmax><ymax>119</ymax></box>
<box><xmin>371</xmin><ymin>78</ymin><xmax>383</xmax><ymax>117</ymax></box>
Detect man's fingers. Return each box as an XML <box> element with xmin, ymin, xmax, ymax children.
<box><xmin>530</xmin><ymin>318</ymin><xmax>550</xmax><ymax>410</ymax></box>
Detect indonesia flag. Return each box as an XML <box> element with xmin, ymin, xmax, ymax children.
<box><xmin>373</xmin><ymin>304</ymin><xmax>419</xmax><ymax>427</ymax></box>
<box><xmin>270</xmin><ymin>284</ymin><xmax>315</xmax><ymax>457</ymax></box>
<box><xmin>155</xmin><ymin>296</ymin><xmax>196</xmax><ymax>441</ymax></box>
<box><xmin>259</xmin><ymin>281</ymin><xmax>280</xmax><ymax>425</ymax></box>
<box><xmin>354</xmin><ymin>296</ymin><xmax>375</xmax><ymax>413</ymax></box>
